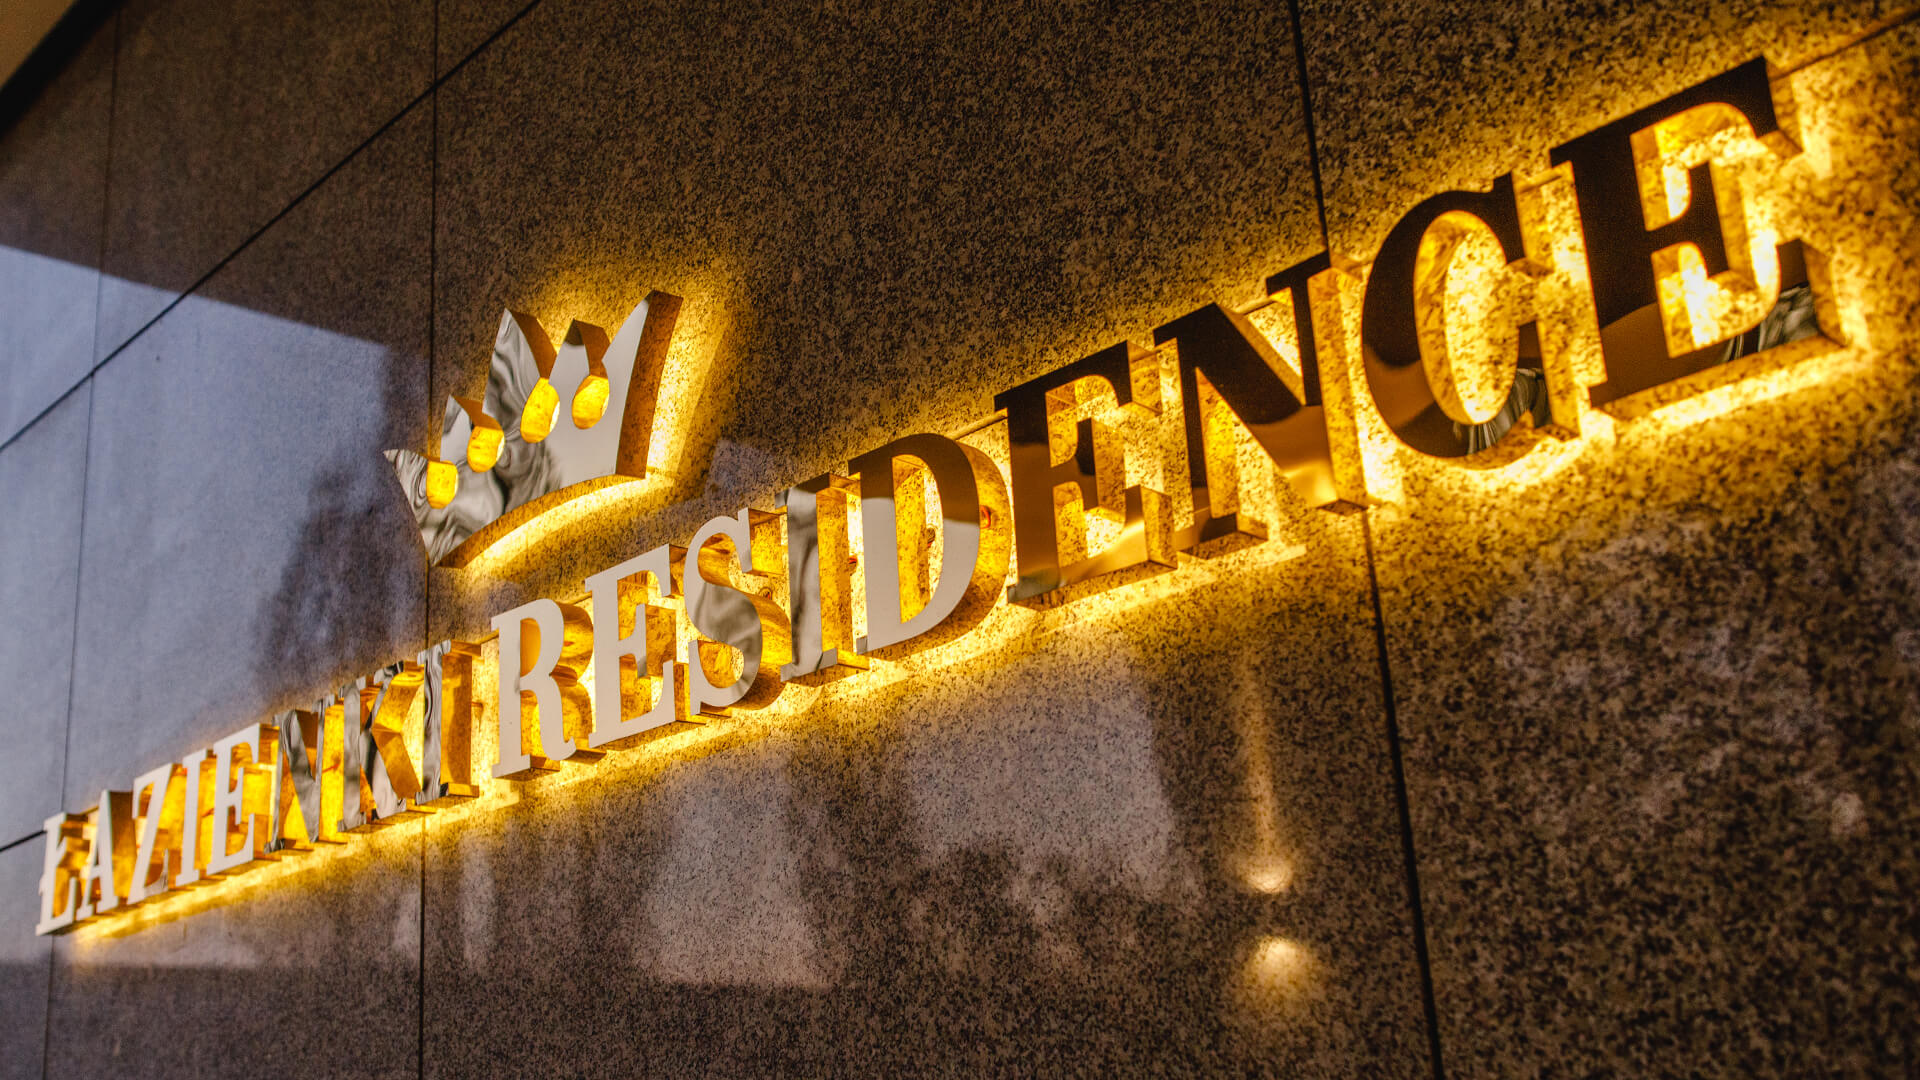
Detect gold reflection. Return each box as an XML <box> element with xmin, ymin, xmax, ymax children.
<box><xmin>1635</xmin><ymin>103</ymin><xmax>1790</xmax><ymax>356</ymax></box>
<box><xmin>1232</xmin><ymin>936</ymin><xmax>1320</xmax><ymax>1017</ymax></box>
<box><xmin>1229</xmin><ymin>650</ymin><xmax>1294</xmax><ymax>896</ymax></box>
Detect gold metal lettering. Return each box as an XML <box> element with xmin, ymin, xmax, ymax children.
<box><xmin>34</xmin><ymin>813</ymin><xmax>88</xmax><ymax>934</ymax></box>
<box><xmin>995</xmin><ymin>345</ymin><xmax>1172</xmax><ymax>601</ymax></box>
<box><xmin>205</xmin><ymin>724</ymin><xmax>280</xmax><ymax>876</ymax></box>
<box><xmin>492</xmin><ymin>599</ymin><xmax>598</xmax><ymax>779</ymax></box>
<box><xmin>850</xmin><ymin>433</ymin><xmax>1010</xmax><ymax>658</ymax></box>
<box><xmin>126</xmin><ymin>763</ymin><xmax>186</xmax><ymax>904</ymax></box>
<box><xmin>779</xmin><ymin>475</ymin><xmax>869</xmax><ymax>682</ymax></box>
<box><xmin>585</xmin><ymin>545</ymin><xmax>695</xmax><ymax>747</ymax></box>
<box><xmin>684</xmin><ymin>511</ymin><xmax>792</xmax><ymax>715</ymax></box>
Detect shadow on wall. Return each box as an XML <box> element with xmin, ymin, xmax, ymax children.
<box><xmin>248</xmin><ymin>346</ymin><xmax>426</xmax><ymax>707</ymax></box>
<box><xmin>419</xmin><ymin>566</ymin><xmax>1421</xmax><ymax>1078</ymax></box>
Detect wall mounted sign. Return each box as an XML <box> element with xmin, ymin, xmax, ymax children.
<box><xmin>35</xmin><ymin>57</ymin><xmax>1852</xmax><ymax>934</ymax></box>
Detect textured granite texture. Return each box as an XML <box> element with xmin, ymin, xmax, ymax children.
<box><xmin>45</xmin><ymin>822</ymin><xmax>422</xmax><ymax>1080</ymax></box>
<box><xmin>0</xmin><ymin>386</ymin><xmax>89</xmax><ymax>846</ymax></box>
<box><xmin>428</xmin><ymin>0</ymin><xmax>1326</xmax><ymax>640</ymax></box>
<box><xmin>417</xmin><ymin>6</ymin><xmax>1431</xmax><ymax>1071</ymax></box>
<box><xmin>63</xmin><ymin>106</ymin><xmax>432</xmax><ymax>809</ymax></box>
<box><xmin>0</xmin><ymin>842</ymin><xmax>53</xmax><ymax>1080</ymax></box>
<box><xmin>1300</xmin><ymin>3</ymin><xmax>1920</xmax><ymax>1075</ymax></box>
<box><xmin>94</xmin><ymin>0</ymin><xmax>432</xmax><ymax>359</ymax></box>
<box><xmin>0</xmin><ymin>0</ymin><xmax>1913</xmax><ymax>1076</ymax></box>
<box><xmin>1299</xmin><ymin>0</ymin><xmax>1904</xmax><ymax>258</ymax></box>
<box><xmin>0</xmin><ymin>18</ymin><xmax>110</xmax><ymax>445</ymax></box>
<box><xmin>436</xmin><ymin>0</ymin><xmax>531</xmax><ymax>75</ymax></box>
<box><xmin>425</xmin><ymin>514</ymin><xmax>1428</xmax><ymax>1077</ymax></box>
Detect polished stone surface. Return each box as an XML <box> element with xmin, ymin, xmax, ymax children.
<box><xmin>418</xmin><ymin>22</ymin><xmax>1416</xmax><ymax>1068</ymax></box>
<box><xmin>95</xmin><ymin>0</ymin><xmax>432</xmax><ymax>360</ymax></box>
<box><xmin>1299</xmin><ymin>5</ymin><xmax>1920</xmax><ymax>1075</ymax></box>
<box><xmin>0</xmin><ymin>386</ymin><xmax>89</xmax><ymax>847</ymax></box>
<box><xmin>0</xmin><ymin>841</ymin><xmax>53</xmax><ymax>1080</ymax></box>
<box><xmin>1298</xmin><ymin>0</ymin><xmax>1900</xmax><ymax>258</ymax></box>
<box><xmin>429</xmin><ymin>0</ymin><xmax>1327</xmax><ymax>641</ymax></box>
<box><xmin>0</xmin><ymin>18</ymin><xmax>110</xmax><ymax>445</ymax></box>
<box><xmin>425</xmin><ymin>513</ymin><xmax>1430</xmax><ymax>1077</ymax></box>
<box><xmin>0</xmin><ymin>0</ymin><xmax>1911</xmax><ymax>1074</ymax></box>
<box><xmin>45</xmin><ymin>821</ymin><xmax>423</xmax><ymax>1080</ymax></box>
<box><xmin>63</xmin><ymin>107</ymin><xmax>432</xmax><ymax>811</ymax></box>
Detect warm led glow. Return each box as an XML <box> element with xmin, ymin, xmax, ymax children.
<box><xmin>1233</xmin><ymin>937</ymin><xmax>1319</xmax><ymax>1016</ymax></box>
<box><xmin>1240</xmin><ymin>857</ymin><xmax>1293</xmax><ymax>894</ymax></box>
<box><xmin>644</xmin><ymin>293</ymin><xmax>727</xmax><ymax>478</ymax></box>
<box><xmin>71</xmin><ymin>816</ymin><xmax>424</xmax><ymax>941</ymax></box>
<box><xmin>425</xmin><ymin>459</ymin><xmax>459</xmax><ymax>508</ymax></box>
<box><xmin>1635</xmin><ymin>103</ymin><xmax>1786</xmax><ymax>355</ymax></box>
<box><xmin>459</xmin><ymin>480</ymin><xmax>648</xmax><ymax>578</ymax></box>
<box><xmin>1630</xmin><ymin>339</ymin><xmax>1859</xmax><ymax>432</ymax></box>
<box><xmin>571</xmin><ymin>373</ymin><xmax>610</xmax><ymax>428</ymax></box>
<box><xmin>519</xmin><ymin>379</ymin><xmax>560</xmax><ymax>443</ymax></box>
<box><xmin>1416</xmin><ymin>210</ymin><xmax>1530</xmax><ymax>425</ymax></box>
<box><xmin>1230</xmin><ymin>646</ymin><xmax>1294</xmax><ymax>896</ymax></box>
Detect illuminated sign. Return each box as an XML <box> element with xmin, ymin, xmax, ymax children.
<box><xmin>35</xmin><ymin>58</ymin><xmax>1850</xmax><ymax>934</ymax></box>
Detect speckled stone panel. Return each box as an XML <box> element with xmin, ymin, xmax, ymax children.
<box><xmin>436</xmin><ymin>0</ymin><xmax>531</xmax><ymax>76</ymax></box>
<box><xmin>45</xmin><ymin>821</ymin><xmax>423</xmax><ymax>1080</ymax></box>
<box><xmin>424</xmin><ymin>517</ymin><xmax>1429</xmax><ymax>1077</ymax></box>
<box><xmin>1300</xmin><ymin>4</ymin><xmax>1920</xmax><ymax>1076</ymax></box>
<box><xmin>0</xmin><ymin>841</ymin><xmax>53</xmax><ymax>1080</ymax></box>
<box><xmin>62</xmin><ymin>106</ymin><xmax>432</xmax><ymax>812</ymax></box>
<box><xmin>0</xmin><ymin>16</ymin><xmax>110</xmax><ymax>445</ymax></box>
<box><xmin>94</xmin><ymin>0</ymin><xmax>432</xmax><ymax>360</ymax></box>
<box><xmin>1297</xmin><ymin>0</ymin><xmax>1902</xmax><ymax>260</ymax></box>
<box><xmin>428</xmin><ymin>0</ymin><xmax>1329</xmax><ymax>640</ymax></box>
<box><xmin>416</xmin><ymin>8</ymin><xmax>1433</xmax><ymax>1071</ymax></box>
<box><xmin>0</xmin><ymin>385</ymin><xmax>90</xmax><ymax>847</ymax></box>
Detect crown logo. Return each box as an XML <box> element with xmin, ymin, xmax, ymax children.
<box><xmin>387</xmin><ymin>291</ymin><xmax>685</xmax><ymax>567</ymax></box>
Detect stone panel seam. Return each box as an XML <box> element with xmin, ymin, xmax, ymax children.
<box><xmin>1285</xmin><ymin>0</ymin><xmax>1450</xmax><ymax>1072</ymax></box>
<box><xmin>43</xmin><ymin>377</ymin><xmax>96</xmax><ymax>1080</ymax></box>
<box><xmin>1780</xmin><ymin>5</ymin><xmax>1920</xmax><ymax>75</ymax></box>
<box><xmin>40</xmin><ymin>14</ymin><xmax>117</xmax><ymax>1075</ymax></box>
<box><xmin>88</xmin><ymin>5</ymin><xmax>116</xmax><ymax>415</ymax></box>
<box><xmin>0</xmin><ymin>0</ymin><xmax>551</xmax><ymax>463</ymax></box>
<box><xmin>420</xmin><ymin>4</ymin><xmax>437</xmax><ymax>1077</ymax></box>
<box><xmin>1361</xmin><ymin>515</ymin><xmax>1447</xmax><ymax>1080</ymax></box>
<box><xmin>1282</xmin><ymin>0</ymin><xmax>1331</xmax><ymax>250</ymax></box>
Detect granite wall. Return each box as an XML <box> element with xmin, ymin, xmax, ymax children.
<box><xmin>0</xmin><ymin>1</ymin><xmax>1914</xmax><ymax>1077</ymax></box>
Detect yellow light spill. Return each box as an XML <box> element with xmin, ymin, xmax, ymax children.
<box><xmin>1233</xmin><ymin>937</ymin><xmax>1320</xmax><ymax>1016</ymax></box>
<box><xmin>458</xmin><ymin>479</ymin><xmax>648</xmax><ymax>577</ymax></box>
<box><xmin>1240</xmin><ymin>857</ymin><xmax>1293</xmax><ymax>894</ymax></box>
<box><xmin>72</xmin><ymin>816</ymin><xmax>424</xmax><ymax>943</ymax></box>
<box><xmin>645</xmin><ymin>293</ymin><xmax>728</xmax><ymax>477</ymax></box>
